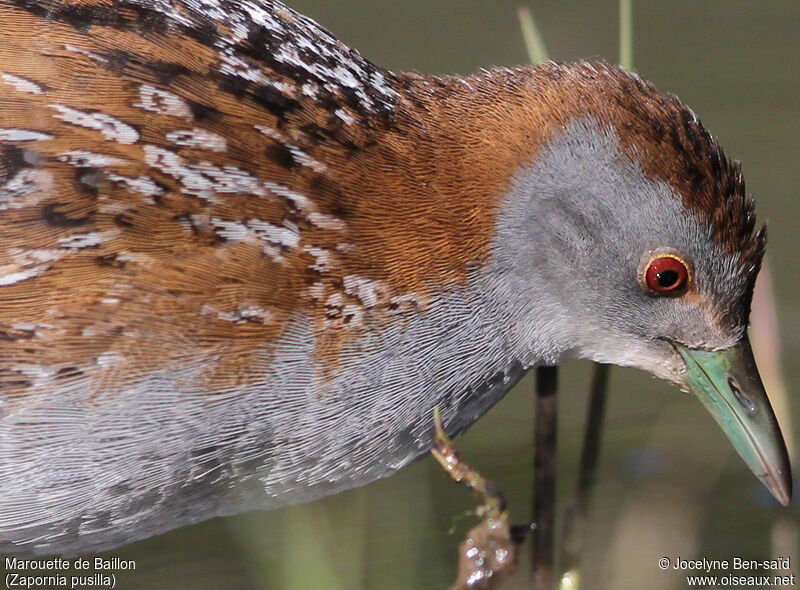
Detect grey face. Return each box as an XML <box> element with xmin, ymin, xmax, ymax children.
<box><xmin>493</xmin><ymin>117</ymin><xmax>790</xmax><ymax>506</ymax></box>
<box><xmin>492</xmin><ymin>118</ymin><xmax>754</xmax><ymax>385</ymax></box>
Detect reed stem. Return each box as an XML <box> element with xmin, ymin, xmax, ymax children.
<box><xmin>532</xmin><ymin>366</ymin><xmax>559</xmax><ymax>589</ymax></box>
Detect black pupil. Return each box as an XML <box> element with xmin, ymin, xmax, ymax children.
<box><xmin>656</xmin><ymin>270</ymin><xmax>679</xmax><ymax>288</ymax></box>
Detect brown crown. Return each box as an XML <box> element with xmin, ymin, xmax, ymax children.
<box><xmin>401</xmin><ymin>62</ymin><xmax>766</xmax><ymax>276</ymax></box>
<box><xmin>570</xmin><ymin>62</ymin><xmax>765</xmax><ymax>271</ymax></box>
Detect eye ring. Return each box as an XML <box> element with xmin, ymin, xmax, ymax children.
<box><xmin>643</xmin><ymin>254</ymin><xmax>691</xmax><ymax>294</ymax></box>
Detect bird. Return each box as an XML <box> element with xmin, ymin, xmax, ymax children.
<box><xmin>0</xmin><ymin>0</ymin><xmax>791</xmax><ymax>556</ymax></box>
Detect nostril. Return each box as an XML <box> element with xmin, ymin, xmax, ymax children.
<box><xmin>728</xmin><ymin>377</ymin><xmax>758</xmax><ymax>416</ymax></box>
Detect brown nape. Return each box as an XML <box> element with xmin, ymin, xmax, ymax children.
<box><xmin>398</xmin><ymin>61</ymin><xmax>765</xmax><ymax>276</ymax></box>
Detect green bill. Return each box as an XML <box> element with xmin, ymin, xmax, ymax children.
<box><xmin>675</xmin><ymin>335</ymin><xmax>792</xmax><ymax>506</ymax></box>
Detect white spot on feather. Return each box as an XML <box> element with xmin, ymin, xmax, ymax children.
<box><xmin>264</xmin><ymin>181</ymin><xmax>344</xmax><ymax>231</ymax></box>
<box><xmin>145</xmin><ymin>145</ymin><xmax>269</xmax><ymax>200</ymax></box>
<box><xmin>0</xmin><ymin>170</ymin><xmax>53</xmax><ymax>209</ymax></box>
<box><xmin>64</xmin><ymin>44</ymin><xmax>109</xmax><ymax>65</ymax></box>
<box><xmin>58</xmin><ymin>151</ymin><xmax>125</xmax><ymax>167</ymax></box>
<box><xmin>134</xmin><ymin>85</ymin><xmax>194</xmax><ymax>120</ymax></box>
<box><xmin>343</xmin><ymin>275</ymin><xmax>383</xmax><ymax>308</ymax></box>
<box><xmin>0</xmin><ymin>128</ymin><xmax>52</xmax><ymax>141</ymax></box>
<box><xmin>95</xmin><ymin>352</ymin><xmax>122</xmax><ymax>367</ymax></box>
<box><xmin>190</xmin><ymin>0</ymin><xmax>228</xmax><ymax>22</ymax></box>
<box><xmin>219</xmin><ymin>304</ymin><xmax>272</xmax><ymax>324</ymax></box>
<box><xmin>307</xmin><ymin>213</ymin><xmax>345</xmax><ymax>231</ymax></box>
<box><xmin>218</xmin><ymin>54</ymin><xmax>296</xmax><ymax>97</ymax></box>
<box><xmin>58</xmin><ymin>233</ymin><xmax>107</xmax><ymax>249</ymax></box>
<box><xmin>301</xmin><ymin>82</ymin><xmax>319</xmax><ymax>98</ymax></box>
<box><xmin>264</xmin><ymin>181</ymin><xmax>308</xmax><ymax>207</ymax></box>
<box><xmin>0</xmin><ymin>268</ymin><xmax>43</xmax><ymax>287</ymax></box>
<box><xmin>254</xmin><ymin>125</ymin><xmax>286</xmax><ymax>142</ymax></box>
<box><xmin>307</xmin><ymin>281</ymin><xmax>325</xmax><ymax>300</ymax></box>
<box><xmin>2</xmin><ymin>73</ymin><xmax>44</xmax><ymax>94</ymax></box>
<box><xmin>50</xmin><ymin>104</ymin><xmax>139</xmax><ymax>145</ymax></box>
<box><xmin>290</xmin><ymin>145</ymin><xmax>328</xmax><ymax>173</ymax></box>
<box><xmin>202</xmin><ymin>302</ymin><xmax>273</xmax><ymax>324</ymax></box>
<box><xmin>108</xmin><ymin>174</ymin><xmax>165</xmax><ymax>198</ymax></box>
<box><xmin>211</xmin><ymin>218</ymin><xmax>249</xmax><ymax>241</ymax></box>
<box><xmin>211</xmin><ymin>217</ymin><xmax>300</xmax><ymax>260</ymax></box>
<box><xmin>17</xmin><ymin>364</ymin><xmax>58</xmax><ymax>381</ymax></box>
<box><xmin>325</xmin><ymin>292</ymin><xmax>344</xmax><ymax>309</ymax></box>
<box><xmin>341</xmin><ymin>304</ymin><xmax>364</xmax><ymax>325</ymax></box>
<box><xmin>177</xmin><ymin>216</ymin><xmax>194</xmax><ymax>232</ymax></box>
<box><xmin>166</xmin><ymin>128</ymin><xmax>227</xmax><ymax>152</ymax></box>
<box><xmin>0</xmin><ymin>249</ymin><xmax>62</xmax><ymax>287</ymax></box>
<box><xmin>144</xmin><ymin>145</ymin><xmax>216</xmax><ymax>199</ymax></box>
<box><xmin>248</xmin><ymin>219</ymin><xmax>300</xmax><ymax>249</ymax></box>
<box><xmin>11</xmin><ymin>249</ymin><xmax>62</xmax><ymax>265</ymax></box>
<box><xmin>334</xmin><ymin>108</ymin><xmax>356</xmax><ymax>125</ymax></box>
<box><xmin>193</xmin><ymin>162</ymin><xmax>266</xmax><ymax>195</ymax></box>
<box><xmin>304</xmin><ymin>246</ymin><xmax>332</xmax><ymax>272</ymax></box>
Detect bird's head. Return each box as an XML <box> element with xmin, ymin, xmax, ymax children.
<box><xmin>472</xmin><ymin>62</ymin><xmax>791</xmax><ymax>505</ymax></box>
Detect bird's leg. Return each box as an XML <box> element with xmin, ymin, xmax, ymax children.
<box><xmin>431</xmin><ymin>408</ymin><xmax>524</xmax><ymax>589</ymax></box>
<box><xmin>531</xmin><ymin>365</ymin><xmax>558</xmax><ymax>589</ymax></box>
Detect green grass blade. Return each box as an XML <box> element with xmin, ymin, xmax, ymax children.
<box><xmin>518</xmin><ymin>5</ymin><xmax>549</xmax><ymax>64</ymax></box>
<box><xmin>619</xmin><ymin>0</ymin><xmax>633</xmax><ymax>69</ymax></box>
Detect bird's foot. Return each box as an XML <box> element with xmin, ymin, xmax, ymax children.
<box><xmin>431</xmin><ymin>407</ymin><xmax>530</xmax><ymax>589</ymax></box>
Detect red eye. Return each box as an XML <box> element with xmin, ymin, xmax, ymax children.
<box><xmin>644</xmin><ymin>255</ymin><xmax>690</xmax><ymax>293</ymax></box>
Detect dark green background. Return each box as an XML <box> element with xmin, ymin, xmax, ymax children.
<box><xmin>24</xmin><ymin>1</ymin><xmax>800</xmax><ymax>588</ymax></box>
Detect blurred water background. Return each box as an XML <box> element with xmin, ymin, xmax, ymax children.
<box><xmin>67</xmin><ymin>1</ymin><xmax>800</xmax><ymax>588</ymax></box>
